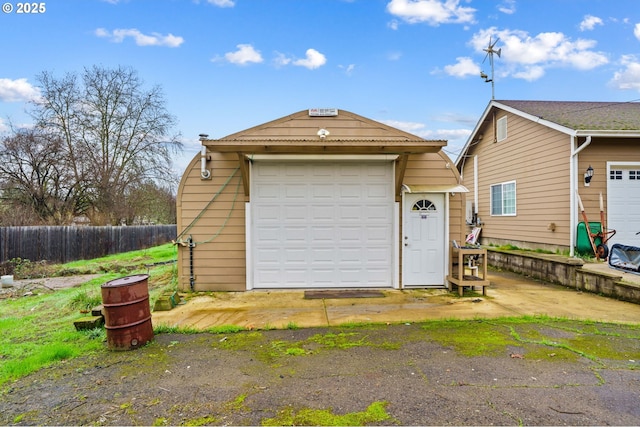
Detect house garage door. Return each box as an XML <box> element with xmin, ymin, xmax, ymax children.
<box><xmin>251</xmin><ymin>160</ymin><xmax>394</xmax><ymax>288</ymax></box>
<box><xmin>608</xmin><ymin>164</ymin><xmax>640</xmax><ymax>247</ymax></box>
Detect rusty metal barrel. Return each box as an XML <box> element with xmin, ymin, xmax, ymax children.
<box><xmin>101</xmin><ymin>274</ymin><xmax>154</xmax><ymax>350</ymax></box>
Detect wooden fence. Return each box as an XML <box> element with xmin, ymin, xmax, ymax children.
<box><xmin>0</xmin><ymin>225</ymin><xmax>177</xmax><ymax>264</ymax></box>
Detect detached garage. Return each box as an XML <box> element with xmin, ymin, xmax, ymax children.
<box><xmin>176</xmin><ymin>109</ymin><xmax>466</xmax><ymax>291</ymax></box>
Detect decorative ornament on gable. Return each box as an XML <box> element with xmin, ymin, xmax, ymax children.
<box><xmin>317</xmin><ymin>128</ymin><xmax>330</xmax><ymax>139</ymax></box>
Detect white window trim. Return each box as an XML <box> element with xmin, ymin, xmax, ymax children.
<box><xmin>496</xmin><ymin>116</ymin><xmax>507</xmax><ymax>142</ymax></box>
<box><xmin>490</xmin><ymin>180</ymin><xmax>517</xmax><ymax>216</ymax></box>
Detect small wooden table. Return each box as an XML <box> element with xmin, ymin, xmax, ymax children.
<box><xmin>447</xmin><ymin>246</ymin><xmax>489</xmax><ymax>296</ymax></box>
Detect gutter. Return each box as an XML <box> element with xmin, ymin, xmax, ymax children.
<box><xmin>569</xmin><ymin>135</ymin><xmax>592</xmax><ymax>257</ymax></box>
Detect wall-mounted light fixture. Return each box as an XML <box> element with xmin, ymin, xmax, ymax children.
<box><xmin>584</xmin><ymin>165</ymin><xmax>594</xmax><ymax>186</ymax></box>
<box><xmin>317</xmin><ymin>128</ymin><xmax>330</xmax><ymax>139</ymax></box>
<box><xmin>199</xmin><ymin>133</ymin><xmax>211</xmax><ymax>180</ymax></box>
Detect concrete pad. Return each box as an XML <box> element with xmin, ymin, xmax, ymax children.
<box><xmin>582</xmin><ymin>260</ymin><xmax>640</xmax><ymax>285</ymax></box>
<box><xmin>152</xmin><ymin>271</ymin><xmax>640</xmax><ymax>331</ymax></box>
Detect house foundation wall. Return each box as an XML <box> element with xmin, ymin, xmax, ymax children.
<box><xmin>487</xmin><ymin>248</ymin><xmax>640</xmax><ymax>305</ymax></box>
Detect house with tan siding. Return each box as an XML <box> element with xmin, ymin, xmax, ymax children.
<box><xmin>456</xmin><ymin>100</ymin><xmax>640</xmax><ymax>257</ymax></box>
<box><xmin>175</xmin><ymin>109</ymin><xmax>467</xmax><ymax>291</ymax></box>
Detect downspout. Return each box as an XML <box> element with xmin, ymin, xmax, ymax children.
<box><xmin>570</xmin><ymin>135</ymin><xmax>592</xmax><ymax>257</ymax></box>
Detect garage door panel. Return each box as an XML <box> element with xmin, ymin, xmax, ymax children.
<box><xmin>311</xmin><ymin>248</ymin><xmax>335</xmax><ymax>264</ymax></box>
<box><xmin>312</xmin><ymin>185</ymin><xmax>334</xmax><ymax>198</ymax></box>
<box><xmin>256</xmin><ymin>226</ymin><xmax>281</xmax><ymax>242</ymax></box>
<box><xmin>255</xmin><ymin>248</ymin><xmax>280</xmax><ymax>264</ymax></box>
<box><xmin>311</xmin><ymin>205</ymin><xmax>335</xmax><ymax>221</ymax></box>
<box><xmin>339</xmin><ymin>184</ymin><xmax>363</xmax><ymax>199</ymax></box>
<box><xmin>284</xmin><ymin>248</ymin><xmax>307</xmax><ymax>264</ymax></box>
<box><xmin>283</xmin><ymin>205</ymin><xmax>307</xmax><ymax>222</ymax></box>
<box><xmin>366</xmin><ymin>227</ymin><xmax>391</xmax><ymax>243</ymax></box>
<box><xmin>252</xmin><ymin>161</ymin><xmax>393</xmax><ymax>288</ymax></box>
<box><xmin>284</xmin><ymin>227</ymin><xmax>307</xmax><ymax>243</ymax></box>
<box><xmin>338</xmin><ymin>227</ymin><xmax>363</xmax><ymax>243</ymax></box>
<box><xmin>608</xmin><ymin>165</ymin><xmax>640</xmax><ymax>246</ymax></box>
<box><xmin>337</xmin><ymin>205</ymin><xmax>363</xmax><ymax>221</ymax></box>
<box><xmin>365</xmin><ymin>206</ymin><xmax>393</xmax><ymax>222</ymax></box>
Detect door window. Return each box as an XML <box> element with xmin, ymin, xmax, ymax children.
<box><xmin>412</xmin><ymin>199</ymin><xmax>437</xmax><ymax>211</ymax></box>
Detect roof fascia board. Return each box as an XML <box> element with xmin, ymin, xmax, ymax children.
<box><xmin>574</xmin><ymin>129</ymin><xmax>640</xmax><ymax>138</ymax></box>
<box><xmin>455</xmin><ymin>101</ymin><xmax>494</xmax><ymax>167</ymax></box>
<box><xmin>456</xmin><ymin>100</ymin><xmax>578</xmax><ymax>167</ymax></box>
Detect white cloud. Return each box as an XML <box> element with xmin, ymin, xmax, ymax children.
<box><xmin>580</xmin><ymin>15</ymin><xmax>603</xmax><ymax>31</ymax></box>
<box><xmin>512</xmin><ymin>66</ymin><xmax>545</xmax><ymax>81</ymax></box>
<box><xmin>386</xmin><ymin>0</ymin><xmax>475</xmax><ymax>26</ymax></box>
<box><xmin>497</xmin><ymin>0</ymin><xmax>516</xmax><ymax>15</ymax></box>
<box><xmin>0</xmin><ymin>78</ymin><xmax>40</xmax><ymax>102</ymax></box>
<box><xmin>273</xmin><ymin>52</ymin><xmax>291</xmax><ymax>68</ymax></box>
<box><xmin>207</xmin><ymin>0</ymin><xmax>234</xmax><ymax>7</ymax></box>
<box><xmin>223</xmin><ymin>44</ymin><xmax>263</xmax><ymax>65</ymax></box>
<box><xmin>635</xmin><ymin>23</ymin><xmax>640</xmax><ymax>41</ymax></box>
<box><xmin>95</xmin><ymin>28</ymin><xmax>184</xmax><ymax>47</ymax></box>
<box><xmin>610</xmin><ymin>55</ymin><xmax>640</xmax><ymax>91</ymax></box>
<box><xmin>444</xmin><ymin>56</ymin><xmax>481</xmax><ymax>78</ymax></box>
<box><xmin>467</xmin><ymin>27</ymin><xmax>608</xmax><ymax>81</ymax></box>
<box><xmin>293</xmin><ymin>49</ymin><xmax>327</xmax><ymax>70</ymax></box>
<box><xmin>339</xmin><ymin>64</ymin><xmax>356</xmax><ymax>75</ymax></box>
<box><xmin>382</xmin><ymin>119</ymin><xmax>425</xmax><ymax>133</ymax></box>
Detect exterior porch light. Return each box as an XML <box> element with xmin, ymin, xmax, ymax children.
<box><xmin>199</xmin><ymin>133</ymin><xmax>211</xmax><ymax>180</ymax></box>
<box><xmin>584</xmin><ymin>165</ymin><xmax>594</xmax><ymax>186</ymax></box>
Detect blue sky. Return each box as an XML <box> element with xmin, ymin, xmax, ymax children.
<box><xmin>2</xmin><ymin>0</ymin><xmax>640</xmax><ymax>174</ymax></box>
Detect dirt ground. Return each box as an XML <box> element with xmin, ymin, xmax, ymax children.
<box><xmin>0</xmin><ymin>275</ymin><xmax>101</xmax><ymax>299</ymax></box>
<box><xmin>2</xmin><ymin>320</ymin><xmax>640</xmax><ymax>426</ymax></box>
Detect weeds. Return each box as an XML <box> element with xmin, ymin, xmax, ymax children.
<box><xmin>262</xmin><ymin>401</ymin><xmax>391</xmax><ymax>426</ymax></box>
<box><xmin>0</xmin><ymin>244</ymin><xmax>177</xmax><ymax>388</ymax></box>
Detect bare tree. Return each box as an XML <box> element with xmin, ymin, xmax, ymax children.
<box><xmin>0</xmin><ymin>129</ymin><xmax>77</xmax><ymax>224</ymax></box>
<box><xmin>30</xmin><ymin>65</ymin><xmax>182</xmax><ymax>225</ymax></box>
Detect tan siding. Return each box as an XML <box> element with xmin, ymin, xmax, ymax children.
<box><xmin>176</xmin><ymin>152</ymin><xmax>246</xmax><ymax>291</ymax></box>
<box><xmin>578</xmin><ymin>138</ymin><xmax>640</xmax><ymax>217</ymax></box>
<box><xmin>222</xmin><ymin>110</ymin><xmax>429</xmax><ymax>141</ymax></box>
<box><xmin>463</xmin><ymin>111</ymin><xmax>572</xmax><ymax>250</ymax></box>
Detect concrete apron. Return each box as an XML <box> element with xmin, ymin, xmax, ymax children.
<box><xmin>152</xmin><ymin>271</ymin><xmax>640</xmax><ymax>331</ymax></box>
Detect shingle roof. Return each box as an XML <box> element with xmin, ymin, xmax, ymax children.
<box><xmin>497</xmin><ymin>100</ymin><xmax>640</xmax><ymax>131</ymax></box>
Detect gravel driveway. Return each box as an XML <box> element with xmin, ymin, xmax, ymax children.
<box><xmin>1</xmin><ymin>320</ymin><xmax>639</xmax><ymax>426</ymax></box>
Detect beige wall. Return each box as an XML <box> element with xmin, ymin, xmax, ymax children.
<box><xmin>176</xmin><ymin>153</ymin><xmax>246</xmax><ymax>291</ymax></box>
<box><xmin>577</xmin><ymin>137</ymin><xmax>640</xmax><ymax>219</ymax></box>
<box><xmin>460</xmin><ymin>110</ymin><xmax>572</xmax><ymax>251</ymax></box>
<box><xmin>176</xmin><ymin>150</ymin><xmax>463</xmax><ymax>291</ymax></box>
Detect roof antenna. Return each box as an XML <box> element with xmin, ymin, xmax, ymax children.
<box><xmin>480</xmin><ymin>36</ymin><xmax>501</xmax><ymax>99</ymax></box>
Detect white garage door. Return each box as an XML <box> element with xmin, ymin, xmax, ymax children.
<box><xmin>608</xmin><ymin>164</ymin><xmax>640</xmax><ymax>247</ymax></box>
<box><xmin>251</xmin><ymin>160</ymin><xmax>394</xmax><ymax>288</ymax></box>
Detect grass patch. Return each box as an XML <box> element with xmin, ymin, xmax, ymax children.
<box><xmin>262</xmin><ymin>401</ymin><xmax>391</xmax><ymax>426</ymax></box>
<box><xmin>420</xmin><ymin>316</ymin><xmax>640</xmax><ymax>362</ymax></box>
<box><xmin>0</xmin><ymin>244</ymin><xmax>178</xmax><ymax>388</ymax></box>
<box><xmin>421</xmin><ymin>318</ymin><xmax>524</xmax><ymax>356</ymax></box>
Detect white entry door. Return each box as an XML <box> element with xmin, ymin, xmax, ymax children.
<box><xmin>402</xmin><ymin>193</ymin><xmax>445</xmax><ymax>287</ymax></box>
